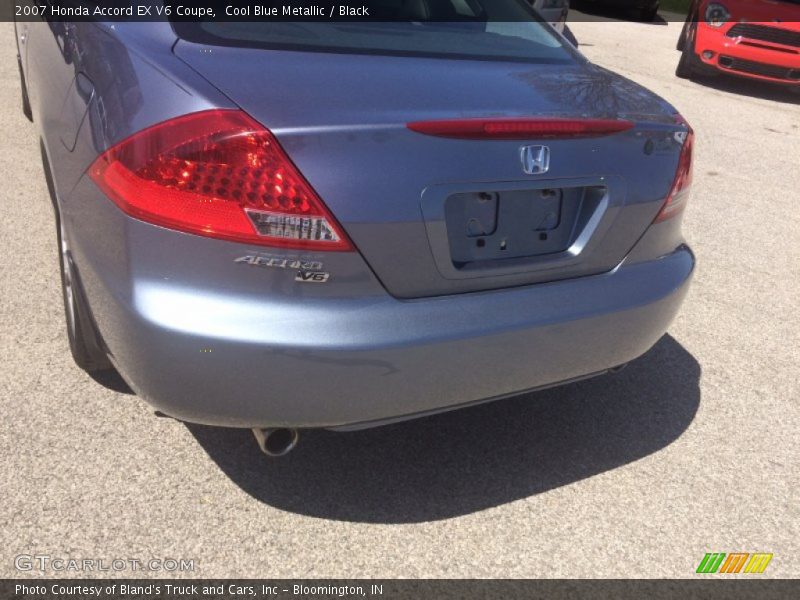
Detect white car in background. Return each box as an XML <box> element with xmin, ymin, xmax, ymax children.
<box><xmin>531</xmin><ymin>0</ymin><xmax>570</xmax><ymax>32</ymax></box>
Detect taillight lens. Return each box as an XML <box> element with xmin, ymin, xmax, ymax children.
<box><xmin>89</xmin><ymin>109</ymin><xmax>353</xmax><ymax>251</ymax></box>
<box><xmin>407</xmin><ymin>118</ymin><xmax>634</xmax><ymax>140</ymax></box>
<box><xmin>654</xmin><ymin>116</ymin><xmax>694</xmax><ymax>223</ymax></box>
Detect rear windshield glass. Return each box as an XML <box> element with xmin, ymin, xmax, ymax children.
<box><xmin>173</xmin><ymin>1</ymin><xmax>575</xmax><ymax>64</ymax></box>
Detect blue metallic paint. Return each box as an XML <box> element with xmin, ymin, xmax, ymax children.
<box><xmin>18</xmin><ymin>20</ymin><xmax>694</xmax><ymax>429</ymax></box>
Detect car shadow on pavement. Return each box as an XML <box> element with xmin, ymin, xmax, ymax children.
<box><xmin>89</xmin><ymin>368</ymin><xmax>135</xmax><ymax>395</ymax></box>
<box><xmin>187</xmin><ymin>334</ymin><xmax>699</xmax><ymax>523</ymax></box>
<box><xmin>685</xmin><ymin>75</ymin><xmax>800</xmax><ymax>106</ymax></box>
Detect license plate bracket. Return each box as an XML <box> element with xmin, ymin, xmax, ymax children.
<box><xmin>445</xmin><ymin>187</ymin><xmax>587</xmax><ymax>265</ymax></box>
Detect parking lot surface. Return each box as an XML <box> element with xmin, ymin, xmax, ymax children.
<box><xmin>1</xmin><ymin>18</ymin><xmax>798</xmax><ymax>578</ymax></box>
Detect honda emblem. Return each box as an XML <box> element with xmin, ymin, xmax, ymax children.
<box><xmin>520</xmin><ymin>145</ymin><xmax>550</xmax><ymax>175</ymax></box>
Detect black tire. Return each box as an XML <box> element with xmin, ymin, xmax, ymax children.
<box><xmin>41</xmin><ymin>142</ymin><xmax>111</xmax><ymax>372</ymax></box>
<box><xmin>676</xmin><ymin>18</ymin><xmax>690</xmax><ymax>51</ymax></box>
<box><xmin>675</xmin><ymin>48</ymin><xmax>695</xmax><ymax>79</ymax></box>
<box><xmin>18</xmin><ymin>56</ymin><xmax>32</xmax><ymax>122</ymax></box>
<box><xmin>676</xmin><ymin>22</ymin><xmax>703</xmax><ymax>79</ymax></box>
<box><xmin>55</xmin><ymin>212</ymin><xmax>112</xmax><ymax>372</ymax></box>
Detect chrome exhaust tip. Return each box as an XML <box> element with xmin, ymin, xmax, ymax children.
<box><xmin>252</xmin><ymin>428</ymin><xmax>299</xmax><ymax>457</ymax></box>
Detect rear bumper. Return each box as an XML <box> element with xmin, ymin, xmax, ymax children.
<box><xmin>694</xmin><ymin>23</ymin><xmax>800</xmax><ymax>85</ymax></box>
<box><xmin>89</xmin><ymin>240</ymin><xmax>694</xmax><ymax>429</ymax></box>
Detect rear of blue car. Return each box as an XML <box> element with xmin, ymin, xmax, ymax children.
<box><xmin>17</xmin><ymin>5</ymin><xmax>694</xmax><ymax>437</ymax></box>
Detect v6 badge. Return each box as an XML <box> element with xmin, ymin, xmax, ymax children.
<box><xmin>295</xmin><ymin>271</ymin><xmax>330</xmax><ymax>283</ymax></box>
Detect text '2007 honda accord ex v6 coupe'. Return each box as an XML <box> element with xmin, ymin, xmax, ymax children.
<box><xmin>17</xmin><ymin>2</ymin><xmax>694</xmax><ymax>456</ymax></box>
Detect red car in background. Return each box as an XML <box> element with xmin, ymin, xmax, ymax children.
<box><xmin>676</xmin><ymin>0</ymin><xmax>800</xmax><ymax>89</ymax></box>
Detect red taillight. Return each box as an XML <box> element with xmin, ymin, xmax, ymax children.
<box><xmin>407</xmin><ymin>118</ymin><xmax>634</xmax><ymax>140</ymax></box>
<box><xmin>89</xmin><ymin>110</ymin><xmax>353</xmax><ymax>251</ymax></box>
<box><xmin>654</xmin><ymin>116</ymin><xmax>694</xmax><ymax>223</ymax></box>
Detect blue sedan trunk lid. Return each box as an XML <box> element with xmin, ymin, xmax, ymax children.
<box><xmin>175</xmin><ymin>42</ymin><xmax>684</xmax><ymax>298</ymax></box>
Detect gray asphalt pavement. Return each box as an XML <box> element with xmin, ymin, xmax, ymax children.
<box><xmin>1</xmin><ymin>19</ymin><xmax>798</xmax><ymax>578</ymax></box>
